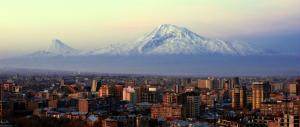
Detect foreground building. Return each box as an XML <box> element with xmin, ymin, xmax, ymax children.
<box><xmin>231</xmin><ymin>86</ymin><xmax>246</xmax><ymax>109</ymax></box>
<box><xmin>252</xmin><ymin>81</ymin><xmax>271</xmax><ymax>110</ymax></box>
<box><xmin>179</xmin><ymin>91</ymin><xmax>201</xmax><ymax>119</ymax></box>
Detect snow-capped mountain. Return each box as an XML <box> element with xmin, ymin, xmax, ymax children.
<box><xmin>89</xmin><ymin>24</ymin><xmax>261</xmax><ymax>56</ymax></box>
<box><xmin>28</xmin><ymin>24</ymin><xmax>262</xmax><ymax>56</ymax></box>
<box><xmin>29</xmin><ymin>39</ymin><xmax>80</xmax><ymax>56</ymax></box>
<box><xmin>1</xmin><ymin>24</ymin><xmax>299</xmax><ymax>75</ymax></box>
<box><xmin>132</xmin><ymin>24</ymin><xmax>260</xmax><ymax>55</ymax></box>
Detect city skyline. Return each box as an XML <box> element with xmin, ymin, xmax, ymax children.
<box><xmin>1</xmin><ymin>1</ymin><xmax>300</xmax><ymax>127</ymax></box>
<box><xmin>1</xmin><ymin>73</ymin><xmax>300</xmax><ymax>127</ymax></box>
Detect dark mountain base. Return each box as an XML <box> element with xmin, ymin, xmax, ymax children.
<box><xmin>0</xmin><ymin>55</ymin><xmax>299</xmax><ymax>76</ymax></box>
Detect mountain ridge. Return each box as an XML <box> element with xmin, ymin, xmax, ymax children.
<box><xmin>29</xmin><ymin>24</ymin><xmax>263</xmax><ymax>57</ymax></box>
<box><xmin>1</xmin><ymin>24</ymin><xmax>299</xmax><ymax>75</ymax></box>
<box><xmin>133</xmin><ymin>24</ymin><xmax>261</xmax><ymax>55</ymax></box>
<box><xmin>29</xmin><ymin>39</ymin><xmax>80</xmax><ymax>57</ymax></box>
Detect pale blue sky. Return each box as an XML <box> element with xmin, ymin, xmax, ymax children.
<box><xmin>0</xmin><ymin>0</ymin><xmax>299</xmax><ymax>58</ymax></box>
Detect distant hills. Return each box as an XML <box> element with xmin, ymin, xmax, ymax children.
<box><xmin>1</xmin><ymin>24</ymin><xmax>299</xmax><ymax>76</ymax></box>
<box><xmin>30</xmin><ymin>24</ymin><xmax>263</xmax><ymax>57</ymax></box>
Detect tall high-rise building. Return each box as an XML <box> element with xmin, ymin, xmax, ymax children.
<box><xmin>133</xmin><ymin>86</ymin><xmax>142</xmax><ymax>103</ymax></box>
<box><xmin>0</xmin><ymin>84</ymin><xmax>3</xmax><ymax>119</ymax></box>
<box><xmin>263</xmin><ymin>81</ymin><xmax>271</xmax><ymax>99</ymax></box>
<box><xmin>60</xmin><ymin>79</ymin><xmax>65</xmax><ymax>86</ymax></box>
<box><xmin>122</xmin><ymin>86</ymin><xmax>137</xmax><ymax>103</ymax></box>
<box><xmin>96</xmin><ymin>80</ymin><xmax>103</xmax><ymax>90</ymax></box>
<box><xmin>179</xmin><ymin>91</ymin><xmax>201</xmax><ymax>119</ymax></box>
<box><xmin>114</xmin><ymin>85</ymin><xmax>124</xmax><ymax>100</ymax></box>
<box><xmin>223</xmin><ymin>79</ymin><xmax>234</xmax><ymax>90</ymax></box>
<box><xmin>232</xmin><ymin>77</ymin><xmax>240</xmax><ymax>87</ymax></box>
<box><xmin>296</xmin><ymin>79</ymin><xmax>300</xmax><ymax>96</ymax></box>
<box><xmin>252</xmin><ymin>82</ymin><xmax>264</xmax><ymax>110</ymax></box>
<box><xmin>211</xmin><ymin>79</ymin><xmax>221</xmax><ymax>90</ymax></box>
<box><xmin>287</xmin><ymin>83</ymin><xmax>297</xmax><ymax>96</ymax></box>
<box><xmin>91</xmin><ymin>79</ymin><xmax>97</xmax><ymax>92</ymax></box>
<box><xmin>231</xmin><ymin>86</ymin><xmax>246</xmax><ymax>109</ymax></box>
<box><xmin>0</xmin><ymin>84</ymin><xmax>11</xmax><ymax>126</ymax></box>
<box><xmin>252</xmin><ymin>81</ymin><xmax>271</xmax><ymax>110</ymax></box>
<box><xmin>78</xmin><ymin>99</ymin><xmax>88</xmax><ymax>113</ymax></box>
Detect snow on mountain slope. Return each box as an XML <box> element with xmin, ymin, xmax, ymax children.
<box><xmin>28</xmin><ymin>24</ymin><xmax>262</xmax><ymax>56</ymax></box>
<box><xmin>132</xmin><ymin>24</ymin><xmax>261</xmax><ymax>55</ymax></box>
<box><xmin>29</xmin><ymin>39</ymin><xmax>80</xmax><ymax>57</ymax></box>
<box><xmin>87</xmin><ymin>43</ymin><xmax>133</xmax><ymax>55</ymax></box>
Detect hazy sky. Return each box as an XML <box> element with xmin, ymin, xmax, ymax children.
<box><xmin>1</xmin><ymin>0</ymin><xmax>300</xmax><ymax>58</ymax></box>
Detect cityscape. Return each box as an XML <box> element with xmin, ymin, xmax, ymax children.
<box><xmin>1</xmin><ymin>1</ymin><xmax>300</xmax><ymax>127</ymax></box>
<box><xmin>0</xmin><ymin>73</ymin><xmax>300</xmax><ymax>127</ymax></box>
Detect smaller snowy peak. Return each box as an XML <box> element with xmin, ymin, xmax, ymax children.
<box><xmin>47</xmin><ymin>39</ymin><xmax>66</xmax><ymax>51</ymax></box>
<box><xmin>46</xmin><ymin>39</ymin><xmax>79</xmax><ymax>54</ymax></box>
<box><xmin>29</xmin><ymin>39</ymin><xmax>81</xmax><ymax>57</ymax></box>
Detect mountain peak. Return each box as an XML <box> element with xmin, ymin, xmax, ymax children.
<box><xmin>150</xmin><ymin>24</ymin><xmax>205</xmax><ymax>41</ymax></box>
<box><xmin>49</xmin><ymin>39</ymin><xmax>67</xmax><ymax>50</ymax></box>
<box><xmin>52</xmin><ymin>38</ymin><xmax>64</xmax><ymax>45</ymax></box>
<box><xmin>157</xmin><ymin>24</ymin><xmax>180</xmax><ymax>30</ymax></box>
<box><xmin>28</xmin><ymin>39</ymin><xmax>80</xmax><ymax>57</ymax></box>
<box><xmin>134</xmin><ymin>24</ymin><xmax>206</xmax><ymax>53</ymax></box>
<box><xmin>29</xmin><ymin>25</ymin><xmax>262</xmax><ymax>57</ymax></box>
<box><xmin>153</xmin><ymin>24</ymin><xmax>191</xmax><ymax>36</ymax></box>
<box><xmin>131</xmin><ymin>24</ymin><xmax>261</xmax><ymax>55</ymax></box>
